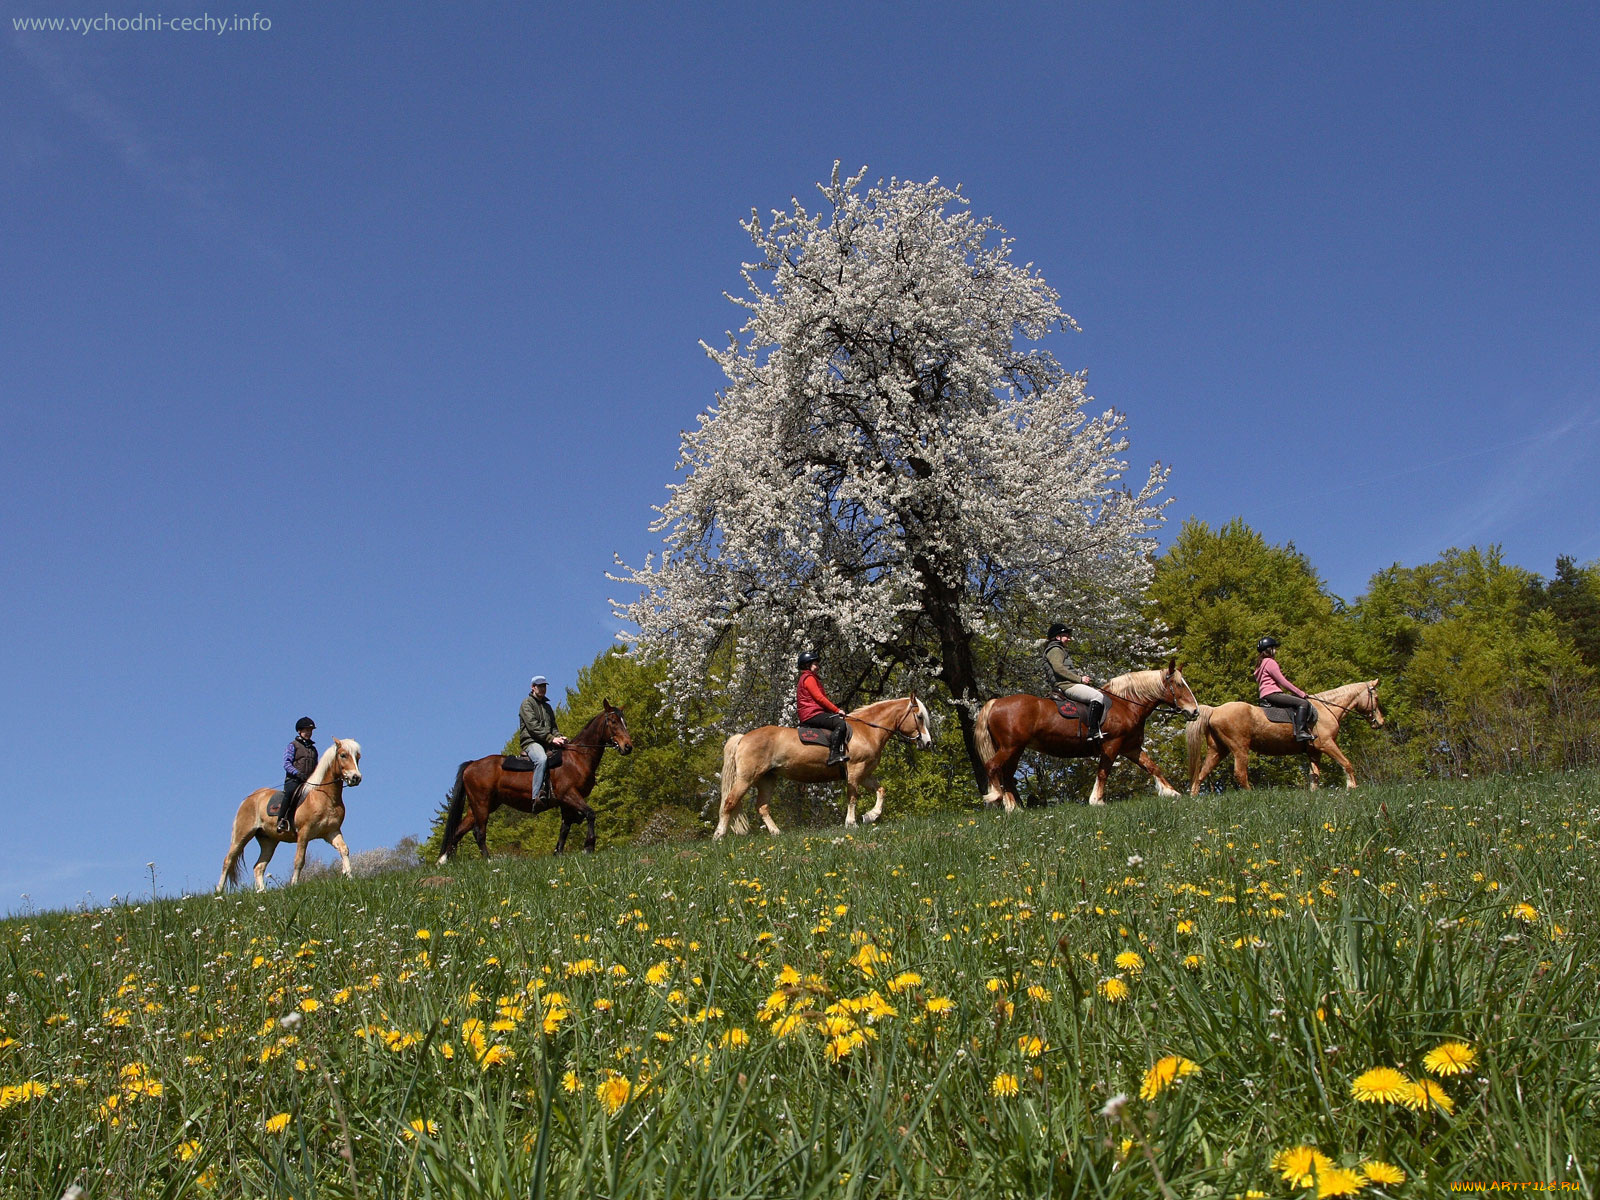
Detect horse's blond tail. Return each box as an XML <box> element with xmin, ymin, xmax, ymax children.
<box><xmin>974</xmin><ymin>699</ymin><xmax>997</xmax><ymax>766</ymax></box>
<box><xmin>720</xmin><ymin>734</ymin><xmax>750</xmax><ymax>834</ymax></box>
<box><xmin>225</xmin><ymin>800</ymin><xmax>255</xmax><ymax>886</ymax></box>
<box><xmin>1186</xmin><ymin>705</ymin><xmax>1213</xmax><ymax>788</ymax></box>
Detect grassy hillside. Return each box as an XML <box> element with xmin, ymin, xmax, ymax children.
<box><xmin>2</xmin><ymin>774</ymin><xmax>1597</xmax><ymax>1198</ymax></box>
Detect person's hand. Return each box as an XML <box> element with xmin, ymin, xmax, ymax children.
<box><xmin>1082</xmin><ymin>675</ymin><xmax>1091</xmax><ymax>685</ymax></box>
<box><xmin>554</xmin><ymin>735</ymin><xmax>568</xmax><ymax>746</ymax></box>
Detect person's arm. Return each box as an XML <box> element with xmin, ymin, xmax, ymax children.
<box><xmin>800</xmin><ymin>674</ymin><xmax>842</xmax><ymax>715</ymax></box>
<box><xmin>283</xmin><ymin>742</ymin><xmax>299</xmax><ymax>777</ymax></box>
<box><xmin>1264</xmin><ymin>659</ymin><xmax>1307</xmax><ymax>699</ymax></box>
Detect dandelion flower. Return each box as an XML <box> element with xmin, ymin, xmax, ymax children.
<box><xmin>991</xmin><ymin>1072</ymin><xmax>1019</xmax><ymax>1098</ymax></box>
<box><xmin>1506</xmin><ymin>902</ymin><xmax>1539</xmax><ymax>923</ymax></box>
<box><xmin>925</xmin><ymin>996</ymin><xmax>954</xmax><ymax>1016</ymax></box>
<box><xmin>1316</xmin><ymin>1167</ymin><xmax>1365</xmax><ymax>1197</ymax></box>
<box><xmin>1361</xmin><ymin>1160</ymin><xmax>1406</xmax><ymax>1184</ymax></box>
<box><xmin>1403</xmin><ymin>1078</ymin><xmax>1455</xmax><ymax>1115</ymax></box>
<box><xmin>1114</xmin><ymin>951</ymin><xmax>1144</xmax><ymax>973</ymax></box>
<box><xmin>1273</xmin><ymin>1145</ymin><xmax>1334</xmax><ymax>1187</ymax></box>
<box><xmin>596</xmin><ymin>1073</ymin><xmax>631</xmax><ymax>1114</ymax></box>
<box><xmin>720</xmin><ymin>1028</ymin><xmax>750</xmax><ymax>1049</ymax></box>
<box><xmin>173</xmin><ymin>1139</ymin><xmax>202</xmax><ymax>1162</ymax></box>
<box><xmin>562</xmin><ymin>1070</ymin><xmax>580</xmax><ymax>1093</ymax></box>
<box><xmin>1422</xmin><ymin>1040</ymin><xmax>1476</xmax><ymax>1077</ymax></box>
<box><xmin>1016</xmin><ymin>1035</ymin><xmax>1045</xmax><ymax>1058</ymax></box>
<box><xmin>1350</xmin><ymin>1066</ymin><xmax>1411</xmax><ymax>1104</ymax></box>
<box><xmin>403</xmin><ymin>1118</ymin><xmax>438</xmax><ymax>1140</ymax></box>
<box><xmin>1098</xmin><ymin>977</ymin><xmax>1130</xmax><ymax>1003</ymax></box>
<box><xmin>1140</xmin><ymin>1055</ymin><xmax>1200</xmax><ymax>1100</ymax></box>
<box><xmin>1183</xmin><ymin>954</ymin><xmax>1205</xmax><ymax>970</ymax></box>
<box><xmin>264</xmin><ymin>1113</ymin><xmax>292</xmax><ymax>1135</ymax></box>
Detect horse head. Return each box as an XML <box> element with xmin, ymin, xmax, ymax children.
<box><xmin>905</xmin><ymin>693</ymin><xmax>934</xmax><ymax>749</ymax></box>
<box><xmin>333</xmin><ymin>739</ymin><xmax>363</xmax><ymax>786</ymax></box>
<box><xmin>1163</xmin><ymin>659</ymin><xmax>1200</xmax><ymax>719</ymax></box>
<box><xmin>601</xmin><ymin>700</ymin><xmax>634</xmax><ymax>755</ymax></box>
<box><xmin>1363</xmin><ymin>680</ymin><xmax>1386</xmax><ymax>728</ymax></box>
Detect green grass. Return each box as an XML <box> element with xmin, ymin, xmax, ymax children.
<box><xmin>2</xmin><ymin>773</ymin><xmax>1597</xmax><ymax>1198</ymax></box>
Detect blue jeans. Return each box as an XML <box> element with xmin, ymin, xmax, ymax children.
<box><xmin>521</xmin><ymin>742</ymin><xmax>549</xmax><ymax>798</ymax></box>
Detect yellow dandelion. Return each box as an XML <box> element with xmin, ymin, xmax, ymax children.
<box><xmin>173</xmin><ymin>1139</ymin><xmax>202</xmax><ymax>1162</ymax></box>
<box><xmin>1422</xmin><ymin>1040</ymin><xmax>1476</xmax><ymax>1077</ymax></box>
<box><xmin>1273</xmin><ymin>1145</ymin><xmax>1334</xmax><ymax>1187</ymax></box>
<box><xmin>1114</xmin><ymin>951</ymin><xmax>1144</xmax><ymax>973</ymax></box>
<box><xmin>1350</xmin><ymin>1066</ymin><xmax>1411</xmax><ymax>1104</ymax></box>
<box><xmin>1139</xmin><ymin>1055</ymin><xmax>1200</xmax><ymax>1100</ymax></box>
<box><xmin>645</xmin><ymin>962</ymin><xmax>671</xmax><ymax>986</ymax></box>
<box><xmin>596</xmin><ymin>1073</ymin><xmax>631</xmax><ymax>1115</ymax></box>
<box><xmin>925</xmin><ymin>996</ymin><xmax>954</xmax><ymax>1016</ymax></box>
<box><xmin>1098</xmin><ymin>977</ymin><xmax>1130</xmax><ymax>1003</ymax></box>
<box><xmin>1026</xmin><ymin>983</ymin><xmax>1053</xmax><ymax>1003</ymax></box>
<box><xmin>1016</xmin><ymin>1035</ymin><xmax>1045</xmax><ymax>1058</ymax></box>
<box><xmin>402</xmin><ymin>1118</ymin><xmax>438</xmax><ymax>1140</ymax></box>
<box><xmin>1403</xmin><ymin>1078</ymin><xmax>1455</xmax><ymax>1115</ymax></box>
<box><xmin>479</xmin><ymin>1044</ymin><xmax>513</xmax><ymax>1068</ymax></box>
<box><xmin>1183</xmin><ymin>954</ymin><xmax>1205</xmax><ymax>970</ymax></box>
<box><xmin>415</xmin><ymin>929</ymin><xmax>430</xmax><ymax>940</ymax></box>
<box><xmin>991</xmin><ymin>1071</ymin><xmax>1019</xmax><ymax>1098</ymax></box>
<box><xmin>1361</xmin><ymin>1160</ymin><xmax>1406</xmax><ymax>1185</ymax></box>
<box><xmin>720</xmin><ymin>1028</ymin><xmax>750</xmax><ymax>1049</ymax></box>
<box><xmin>1175</xmin><ymin>920</ymin><xmax>1195</xmax><ymax>935</ymax></box>
<box><xmin>264</xmin><ymin>1113</ymin><xmax>292</xmax><ymax>1135</ymax></box>
<box><xmin>1316</xmin><ymin>1167</ymin><xmax>1365</xmax><ymax>1197</ymax></box>
<box><xmin>298</xmin><ymin>998</ymin><xmax>319</xmax><ymax>1013</ymax></box>
<box><xmin>1506</xmin><ymin>902</ymin><xmax>1539</xmax><ymax>923</ymax></box>
<box><xmin>888</xmin><ymin>971</ymin><xmax>923</xmax><ymax>994</ymax></box>
<box><xmin>562</xmin><ymin>1070</ymin><xmax>581</xmax><ymax>1093</ymax></box>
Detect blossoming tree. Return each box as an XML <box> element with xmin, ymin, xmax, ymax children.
<box><xmin>612</xmin><ymin>165</ymin><xmax>1167</xmax><ymax>787</ymax></box>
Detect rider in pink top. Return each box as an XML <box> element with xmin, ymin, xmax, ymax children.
<box><xmin>1254</xmin><ymin>636</ymin><xmax>1314</xmax><ymax>742</ymax></box>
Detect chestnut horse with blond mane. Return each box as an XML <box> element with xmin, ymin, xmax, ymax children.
<box><xmin>974</xmin><ymin>661</ymin><xmax>1199</xmax><ymax>809</ymax></box>
<box><xmin>1186</xmin><ymin>679</ymin><xmax>1385</xmax><ymax>793</ymax></box>
<box><xmin>716</xmin><ymin>695</ymin><xmax>933</xmax><ymax>838</ymax></box>
<box><xmin>217</xmin><ymin>739</ymin><xmax>362</xmax><ymax>892</ymax></box>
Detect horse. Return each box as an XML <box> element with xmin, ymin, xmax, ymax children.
<box><xmin>217</xmin><ymin>739</ymin><xmax>363</xmax><ymax>893</ymax></box>
<box><xmin>1186</xmin><ymin>679</ymin><xmax>1385</xmax><ymax>793</ymax></box>
<box><xmin>973</xmin><ymin>661</ymin><xmax>1199</xmax><ymax>810</ymax></box>
<box><xmin>715</xmin><ymin>695</ymin><xmax>933</xmax><ymax>839</ymax></box>
<box><xmin>437</xmin><ymin>701</ymin><xmax>633</xmax><ymax>862</ymax></box>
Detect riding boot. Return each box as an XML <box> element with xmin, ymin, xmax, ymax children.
<box><xmin>1088</xmin><ymin>701</ymin><xmax>1105</xmax><ymax>740</ymax></box>
<box><xmin>277</xmin><ymin>780</ymin><xmax>298</xmax><ymax>835</ymax></box>
<box><xmin>826</xmin><ymin>727</ymin><xmax>847</xmax><ymax>767</ymax></box>
<box><xmin>1293</xmin><ymin>710</ymin><xmax>1314</xmax><ymax>743</ymax></box>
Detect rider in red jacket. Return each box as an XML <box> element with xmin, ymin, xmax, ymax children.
<box><xmin>796</xmin><ymin>651</ymin><xmax>849</xmax><ymax>766</ymax></box>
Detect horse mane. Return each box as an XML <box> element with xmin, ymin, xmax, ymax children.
<box><xmin>847</xmin><ymin>695</ymin><xmax>915</xmax><ymax>723</ymax></box>
<box><xmin>1102</xmin><ymin>669</ymin><xmax>1168</xmax><ymax>705</ymax></box>
<box><xmin>305</xmin><ymin>739</ymin><xmax>359</xmax><ymax>786</ymax></box>
<box><xmin>1314</xmin><ymin>680</ymin><xmax>1374</xmax><ymax>708</ymax></box>
<box><xmin>569</xmin><ymin>707</ymin><xmax>612</xmax><ymax>748</ymax></box>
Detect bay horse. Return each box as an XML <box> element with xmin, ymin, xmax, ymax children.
<box><xmin>437</xmin><ymin>701</ymin><xmax>633</xmax><ymax>862</ymax></box>
<box><xmin>1186</xmin><ymin>679</ymin><xmax>1384</xmax><ymax>793</ymax></box>
<box><xmin>974</xmin><ymin>661</ymin><xmax>1199</xmax><ymax>810</ymax></box>
<box><xmin>715</xmin><ymin>695</ymin><xmax>933</xmax><ymax>839</ymax></box>
<box><xmin>217</xmin><ymin>739</ymin><xmax>363</xmax><ymax>893</ymax></box>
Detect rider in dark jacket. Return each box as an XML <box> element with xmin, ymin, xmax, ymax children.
<box><xmin>279</xmin><ymin>718</ymin><xmax>317</xmax><ymax>835</ymax></box>
<box><xmin>1043</xmin><ymin>623</ymin><xmax>1104</xmax><ymax>740</ymax></box>
<box><xmin>517</xmin><ymin>676</ymin><xmax>567</xmax><ymax>799</ymax></box>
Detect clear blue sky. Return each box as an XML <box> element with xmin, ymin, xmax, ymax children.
<box><xmin>3</xmin><ymin>3</ymin><xmax>1597</xmax><ymax>913</ymax></box>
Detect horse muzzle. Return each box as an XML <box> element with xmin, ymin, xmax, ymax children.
<box><xmin>344</xmin><ymin>774</ymin><xmax>362</xmax><ymax>786</ymax></box>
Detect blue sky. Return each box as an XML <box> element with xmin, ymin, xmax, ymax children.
<box><xmin>3</xmin><ymin>3</ymin><xmax>1596</xmax><ymax>913</ymax></box>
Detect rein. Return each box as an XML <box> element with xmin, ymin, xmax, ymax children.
<box><xmin>844</xmin><ymin>700</ymin><xmax>922</xmax><ymax>743</ymax></box>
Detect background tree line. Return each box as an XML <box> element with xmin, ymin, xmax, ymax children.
<box><xmin>428</xmin><ymin>523</ymin><xmax>1599</xmax><ymax>856</ymax></box>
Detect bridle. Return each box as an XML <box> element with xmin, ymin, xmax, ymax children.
<box><xmin>557</xmin><ymin>713</ymin><xmax>632</xmax><ymax>753</ymax></box>
<box><xmin>1310</xmin><ymin>686</ymin><xmax>1382</xmax><ymax>728</ymax></box>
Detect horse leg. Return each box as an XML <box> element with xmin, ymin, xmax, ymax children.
<box><xmin>844</xmin><ymin>770</ymin><xmax>859</xmax><ymax>827</ymax></box>
<box><xmin>862</xmin><ymin>777</ymin><xmax>885</xmax><ymax>824</ymax></box>
<box><xmin>983</xmin><ymin>746</ymin><xmax>1024</xmax><ymax>808</ymax></box>
<box><xmin>1131</xmin><ymin>747</ymin><xmax>1181</xmax><ymax>797</ymax></box>
<box><xmin>1321</xmin><ymin>741</ymin><xmax>1359</xmax><ymax>788</ymax></box>
<box><xmin>289</xmin><ymin>832</ymin><xmax>310</xmax><ymax>885</ymax></box>
<box><xmin>330</xmin><ymin>833</ymin><xmax>352</xmax><ymax>878</ymax></box>
<box><xmin>756</xmin><ymin>778</ymin><xmax>781</xmax><ymax>835</ymax></box>
<box><xmin>583</xmin><ymin>807</ymin><xmax>596</xmax><ymax>853</ymax></box>
<box><xmin>554</xmin><ymin>814</ymin><xmax>571</xmax><ymax>855</ymax></box>
<box><xmin>1189</xmin><ymin>742</ymin><xmax>1225</xmax><ymax>796</ymax></box>
<box><xmin>253</xmin><ymin>836</ymin><xmax>278</xmax><ymax>893</ymax></box>
<box><xmin>1231</xmin><ymin>740</ymin><xmax>1252</xmax><ymax>790</ymax></box>
<box><xmin>1088</xmin><ymin>757</ymin><xmax>1112</xmax><ymax>806</ymax></box>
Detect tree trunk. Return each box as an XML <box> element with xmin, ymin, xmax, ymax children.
<box><xmin>916</xmin><ymin>556</ymin><xmax>989</xmax><ymax>795</ymax></box>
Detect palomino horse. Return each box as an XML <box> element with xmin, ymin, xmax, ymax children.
<box><xmin>715</xmin><ymin>695</ymin><xmax>933</xmax><ymax>839</ymax></box>
<box><xmin>437</xmin><ymin>702</ymin><xmax>633</xmax><ymax>862</ymax></box>
<box><xmin>974</xmin><ymin>661</ymin><xmax>1199</xmax><ymax>810</ymax></box>
<box><xmin>1186</xmin><ymin>679</ymin><xmax>1385</xmax><ymax>793</ymax></box>
<box><xmin>217</xmin><ymin>739</ymin><xmax>363</xmax><ymax>893</ymax></box>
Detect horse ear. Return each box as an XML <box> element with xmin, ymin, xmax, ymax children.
<box><xmin>604</xmin><ymin>698</ymin><xmax>614</xmax><ymax>710</ymax></box>
<box><xmin>1371</xmin><ymin>678</ymin><xmax>1380</xmax><ymax>689</ymax></box>
<box><xmin>1167</xmin><ymin>657</ymin><xmax>1177</xmax><ymax>675</ymax></box>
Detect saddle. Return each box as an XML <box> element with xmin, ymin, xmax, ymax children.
<box><xmin>1048</xmin><ymin>696</ymin><xmax>1093</xmax><ymax>741</ymax></box>
<box><xmin>1260</xmin><ymin>703</ymin><xmax>1317</xmax><ymax>729</ymax></box>
<box><xmin>795</xmin><ymin>726</ymin><xmax>831</xmax><ymax>746</ymax></box>
<box><xmin>266</xmin><ymin>790</ymin><xmax>290</xmax><ymax>819</ymax></box>
<box><xmin>502</xmin><ymin>747</ymin><xmax>563</xmax><ymax>771</ymax></box>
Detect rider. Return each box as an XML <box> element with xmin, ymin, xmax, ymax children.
<box><xmin>518</xmin><ymin>675</ymin><xmax>568</xmax><ymax>799</ymax></box>
<box><xmin>1043</xmin><ymin>623</ymin><xmax>1104</xmax><ymax>740</ymax></box>
<box><xmin>1255</xmin><ymin>637</ymin><xmax>1314</xmax><ymax>743</ymax></box>
<box><xmin>796</xmin><ymin>651</ymin><xmax>850</xmax><ymax>766</ymax></box>
<box><xmin>278</xmin><ymin>717</ymin><xmax>317</xmax><ymax>835</ymax></box>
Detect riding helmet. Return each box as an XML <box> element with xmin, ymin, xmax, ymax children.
<box><xmin>1047</xmin><ymin>622</ymin><xmax>1072</xmax><ymax>639</ymax></box>
<box><xmin>1257</xmin><ymin>637</ymin><xmax>1280</xmax><ymax>653</ymax></box>
<box><xmin>797</xmin><ymin>651</ymin><xmax>820</xmax><ymax>669</ymax></box>
<box><xmin>295</xmin><ymin>717</ymin><xmax>315</xmax><ymax>732</ymax></box>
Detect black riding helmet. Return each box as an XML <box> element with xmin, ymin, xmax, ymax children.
<box><xmin>1257</xmin><ymin>637</ymin><xmax>1280</xmax><ymax>653</ymax></box>
<box><xmin>1047</xmin><ymin>622</ymin><xmax>1072</xmax><ymax>639</ymax></box>
<box><xmin>797</xmin><ymin>651</ymin><xmax>820</xmax><ymax>669</ymax></box>
<box><xmin>295</xmin><ymin>717</ymin><xmax>316</xmax><ymax>732</ymax></box>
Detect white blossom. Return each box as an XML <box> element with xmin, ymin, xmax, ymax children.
<box><xmin>612</xmin><ymin>165</ymin><xmax>1166</xmax><ymax>770</ymax></box>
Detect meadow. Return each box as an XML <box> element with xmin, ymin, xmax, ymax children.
<box><xmin>2</xmin><ymin>772</ymin><xmax>1596</xmax><ymax>1199</ymax></box>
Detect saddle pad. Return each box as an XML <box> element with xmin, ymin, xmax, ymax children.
<box><xmin>796</xmin><ymin>726</ymin><xmax>831</xmax><ymax>746</ymax></box>
<box><xmin>1055</xmin><ymin>699</ymin><xmax>1086</xmax><ymax>722</ymax></box>
<box><xmin>1260</xmin><ymin>704</ymin><xmax>1316</xmax><ymax>727</ymax></box>
<box><xmin>266</xmin><ymin>790</ymin><xmax>288</xmax><ymax>817</ymax></box>
<box><xmin>502</xmin><ymin>748</ymin><xmax>563</xmax><ymax>770</ymax></box>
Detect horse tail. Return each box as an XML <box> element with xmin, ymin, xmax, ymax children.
<box><xmin>1186</xmin><ymin>705</ymin><xmax>1213</xmax><ymax>786</ymax></box>
<box><xmin>439</xmin><ymin>761</ymin><xmax>470</xmax><ymax>860</ymax></box>
<box><xmin>974</xmin><ymin>699</ymin><xmax>997</xmax><ymax>766</ymax></box>
<box><xmin>720</xmin><ymin>735</ymin><xmax>750</xmax><ymax>835</ymax></box>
